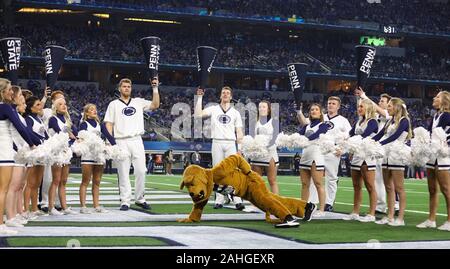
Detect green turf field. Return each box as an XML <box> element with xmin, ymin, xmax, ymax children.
<box><xmin>43</xmin><ymin>173</ymin><xmax>450</xmax><ymax>245</ymax></box>
<box><xmin>6</xmin><ymin>236</ymin><xmax>172</xmax><ymax>247</ymax></box>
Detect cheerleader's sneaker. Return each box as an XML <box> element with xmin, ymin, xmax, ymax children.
<box><xmin>15</xmin><ymin>214</ymin><xmax>28</xmax><ymax>225</ymax></box>
<box><xmin>63</xmin><ymin>208</ymin><xmax>79</xmax><ymax>215</ymax></box>
<box><xmin>32</xmin><ymin>210</ymin><xmax>48</xmax><ymax>217</ymax></box>
<box><xmin>0</xmin><ymin>224</ymin><xmax>18</xmax><ymax>235</ymax></box>
<box><xmin>375</xmin><ymin>217</ymin><xmax>394</xmax><ymax>225</ymax></box>
<box><xmin>313</xmin><ymin>211</ymin><xmax>326</xmax><ymax>218</ymax></box>
<box><xmin>343</xmin><ymin>213</ymin><xmax>360</xmax><ymax>221</ymax></box>
<box><xmin>80</xmin><ymin>207</ymin><xmax>92</xmax><ymax>214</ymax></box>
<box><xmin>94</xmin><ymin>206</ymin><xmax>109</xmax><ymax>213</ymax></box>
<box><xmin>388</xmin><ymin>219</ymin><xmax>405</xmax><ymax>227</ymax></box>
<box><xmin>49</xmin><ymin>208</ymin><xmax>63</xmax><ymax>216</ymax></box>
<box><xmin>5</xmin><ymin>218</ymin><xmax>24</xmax><ymax>228</ymax></box>
<box><xmin>22</xmin><ymin>212</ymin><xmax>38</xmax><ymax>220</ymax></box>
<box><xmin>437</xmin><ymin>221</ymin><xmax>450</xmax><ymax>231</ymax></box>
<box><xmin>358</xmin><ymin>215</ymin><xmax>376</xmax><ymax>223</ymax></box>
<box><xmin>416</xmin><ymin>219</ymin><xmax>436</xmax><ymax>229</ymax></box>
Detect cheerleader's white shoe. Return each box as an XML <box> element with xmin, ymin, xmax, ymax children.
<box><xmin>416</xmin><ymin>219</ymin><xmax>436</xmax><ymax>229</ymax></box>
<box><xmin>438</xmin><ymin>221</ymin><xmax>450</xmax><ymax>231</ymax></box>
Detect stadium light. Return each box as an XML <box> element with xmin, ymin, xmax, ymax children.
<box><xmin>93</xmin><ymin>13</ymin><xmax>110</xmax><ymax>19</ymax></box>
<box><xmin>18</xmin><ymin>8</ymin><xmax>77</xmax><ymax>14</ymax></box>
<box><xmin>124</xmin><ymin>18</ymin><xmax>181</xmax><ymax>24</ymax></box>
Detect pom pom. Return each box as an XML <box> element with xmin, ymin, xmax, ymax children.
<box><xmin>410</xmin><ymin>127</ymin><xmax>432</xmax><ymax>167</ymax></box>
<box><xmin>241</xmin><ymin>135</ymin><xmax>270</xmax><ymax>160</ymax></box>
<box><xmin>317</xmin><ymin>133</ymin><xmax>337</xmax><ymax>154</ymax></box>
<box><xmin>386</xmin><ymin>141</ymin><xmax>412</xmax><ymax>166</ymax></box>
<box><xmin>431</xmin><ymin>127</ymin><xmax>450</xmax><ymax>158</ymax></box>
<box><xmin>105</xmin><ymin>145</ymin><xmax>129</xmax><ymax>161</ymax></box>
<box><xmin>342</xmin><ymin>135</ymin><xmax>363</xmax><ymax>155</ymax></box>
<box><xmin>275</xmin><ymin>132</ymin><xmax>292</xmax><ymax>149</ymax></box>
<box><xmin>289</xmin><ymin>133</ymin><xmax>310</xmax><ymax>149</ymax></box>
<box><xmin>361</xmin><ymin>137</ymin><xmax>384</xmax><ymax>160</ymax></box>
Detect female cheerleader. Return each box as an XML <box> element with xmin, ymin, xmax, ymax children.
<box><xmin>343</xmin><ymin>99</ymin><xmax>378</xmax><ymax>222</ymax></box>
<box><xmin>23</xmin><ymin>96</ymin><xmax>48</xmax><ymax>219</ymax></box>
<box><xmin>373</xmin><ymin>98</ymin><xmax>411</xmax><ymax>226</ymax></box>
<box><xmin>417</xmin><ymin>91</ymin><xmax>450</xmax><ymax>231</ymax></box>
<box><xmin>5</xmin><ymin>86</ymin><xmax>40</xmax><ymax>227</ymax></box>
<box><xmin>0</xmin><ymin>79</ymin><xmax>36</xmax><ymax>234</ymax></box>
<box><xmin>78</xmin><ymin>103</ymin><xmax>116</xmax><ymax>214</ymax></box>
<box><xmin>299</xmin><ymin>103</ymin><xmax>329</xmax><ymax>216</ymax></box>
<box><xmin>47</xmin><ymin>98</ymin><xmax>78</xmax><ymax>215</ymax></box>
<box><xmin>250</xmin><ymin>101</ymin><xmax>279</xmax><ymax>194</ymax></box>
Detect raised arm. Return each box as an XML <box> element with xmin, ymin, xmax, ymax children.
<box><xmin>149</xmin><ymin>77</ymin><xmax>160</xmax><ymax>111</ymax></box>
<box><xmin>194</xmin><ymin>88</ymin><xmax>211</xmax><ymax>118</ymax></box>
<box><xmin>356</xmin><ymin>87</ymin><xmax>388</xmax><ymax>118</ymax></box>
<box><xmin>296</xmin><ymin>103</ymin><xmax>310</xmax><ymax>126</ymax></box>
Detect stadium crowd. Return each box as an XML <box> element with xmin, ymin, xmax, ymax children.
<box><xmin>21</xmin><ymin>0</ymin><xmax>450</xmax><ymax>34</ymax></box>
<box><xmin>0</xmin><ymin>23</ymin><xmax>448</xmax><ymax>81</ymax></box>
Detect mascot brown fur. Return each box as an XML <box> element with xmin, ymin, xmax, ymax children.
<box><xmin>178</xmin><ymin>154</ymin><xmax>314</xmax><ymax>225</ymax></box>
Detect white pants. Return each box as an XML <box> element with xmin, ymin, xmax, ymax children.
<box><xmin>40</xmin><ymin>164</ymin><xmax>60</xmax><ymax>208</ymax></box>
<box><xmin>308</xmin><ymin>154</ymin><xmax>340</xmax><ymax>205</ymax></box>
<box><xmin>115</xmin><ymin>136</ymin><xmax>147</xmax><ymax>207</ymax></box>
<box><xmin>211</xmin><ymin>140</ymin><xmax>243</xmax><ymax>205</ymax></box>
<box><xmin>375</xmin><ymin>162</ymin><xmax>387</xmax><ymax>212</ymax></box>
<box><xmin>324</xmin><ymin>154</ymin><xmax>340</xmax><ymax>205</ymax></box>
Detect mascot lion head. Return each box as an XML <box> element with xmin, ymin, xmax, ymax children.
<box><xmin>180</xmin><ymin>165</ymin><xmax>214</xmax><ymax>204</ymax></box>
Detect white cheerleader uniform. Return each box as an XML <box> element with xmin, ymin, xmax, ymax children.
<box><xmin>299</xmin><ymin>120</ymin><xmax>327</xmax><ymax>171</ymax></box>
<box><xmin>350</xmin><ymin>119</ymin><xmax>378</xmax><ymax>171</ymax></box>
<box><xmin>11</xmin><ymin>114</ymin><xmax>28</xmax><ymax>167</ymax></box>
<box><xmin>48</xmin><ymin>114</ymin><xmax>72</xmax><ymax>165</ymax></box>
<box><xmin>380</xmin><ymin>117</ymin><xmax>409</xmax><ymax>171</ymax></box>
<box><xmin>80</xmin><ymin>120</ymin><xmax>104</xmax><ymax>165</ymax></box>
<box><xmin>0</xmin><ymin>115</ymin><xmax>15</xmax><ymax>166</ymax></box>
<box><xmin>249</xmin><ymin>119</ymin><xmax>279</xmax><ymax>167</ymax></box>
<box><xmin>426</xmin><ymin>112</ymin><xmax>450</xmax><ymax>170</ymax></box>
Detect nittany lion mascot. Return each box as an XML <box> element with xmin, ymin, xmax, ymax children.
<box><xmin>178</xmin><ymin>154</ymin><xmax>316</xmax><ymax>228</ymax></box>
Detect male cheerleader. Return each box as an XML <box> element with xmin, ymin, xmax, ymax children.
<box><xmin>194</xmin><ymin>86</ymin><xmax>245</xmax><ymax>210</ymax></box>
<box><xmin>104</xmin><ymin>78</ymin><xmax>160</xmax><ymax>211</ymax></box>
<box><xmin>297</xmin><ymin>96</ymin><xmax>351</xmax><ymax>211</ymax></box>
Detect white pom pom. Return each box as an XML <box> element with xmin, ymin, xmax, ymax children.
<box><xmin>71</xmin><ymin>141</ymin><xmax>89</xmax><ymax>157</ymax></box>
<box><xmin>275</xmin><ymin>132</ymin><xmax>292</xmax><ymax>149</ymax></box>
<box><xmin>386</xmin><ymin>142</ymin><xmax>412</xmax><ymax>166</ymax></box>
<box><xmin>343</xmin><ymin>135</ymin><xmax>363</xmax><ymax>155</ymax></box>
<box><xmin>361</xmin><ymin>137</ymin><xmax>384</xmax><ymax>160</ymax></box>
<box><xmin>431</xmin><ymin>127</ymin><xmax>450</xmax><ymax>158</ymax></box>
<box><xmin>334</xmin><ymin>132</ymin><xmax>350</xmax><ymax>147</ymax></box>
<box><xmin>241</xmin><ymin>135</ymin><xmax>270</xmax><ymax>160</ymax></box>
<box><xmin>317</xmin><ymin>133</ymin><xmax>337</xmax><ymax>154</ymax></box>
<box><xmin>410</xmin><ymin>127</ymin><xmax>432</xmax><ymax>167</ymax></box>
<box><xmin>105</xmin><ymin>145</ymin><xmax>129</xmax><ymax>161</ymax></box>
<box><xmin>289</xmin><ymin>133</ymin><xmax>309</xmax><ymax>149</ymax></box>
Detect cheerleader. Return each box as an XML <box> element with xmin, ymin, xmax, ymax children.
<box><xmin>343</xmin><ymin>99</ymin><xmax>378</xmax><ymax>222</ymax></box>
<box><xmin>299</xmin><ymin>103</ymin><xmax>329</xmax><ymax>215</ymax></box>
<box><xmin>417</xmin><ymin>91</ymin><xmax>450</xmax><ymax>231</ymax></box>
<box><xmin>23</xmin><ymin>96</ymin><xmax>48</xmax><ymax>219</ymax></box>
<box><xmin>0</xmin><ymin>79</ymin><xmax>37</xmax><ymax>234</ymax></box>
<box><xmin>5</xmin><ymin>86</ymin><xmax>40</xmax><ymax>227</ymax></box>
<box><xmin>47</xmin><ymin>97</ymin><xmax>78</xmax><ymax>215</ymax></box>
<box><xmin>250</xmin><ymin>101</ymin><xmax>279</xmax><ymax>194</ymax></box>
<box><xmin>78</xmin><ymin>103</ymin><xmax>116</xmax><ymax>214</ymax></box>
<box><xmin>373</xmin><ymin>97</ymin><xmax>412</xmax><ymax>226</ymax></box>
<box><xmin>40</xmin><ymin>90</ymin><xmax>64</xmax><ymax>212</ymax></box>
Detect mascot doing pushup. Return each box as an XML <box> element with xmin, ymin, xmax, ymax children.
<box><xmin>178</xmin><ymin>154</ymin><xmax>317</xmax><ymax>228</ymax></box>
